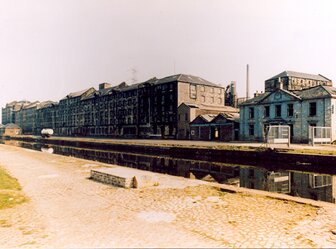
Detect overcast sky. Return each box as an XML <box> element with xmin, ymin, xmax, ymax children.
<box><xmin>1</xmin><ymin>0</ymin><xmax>336</xmax><ymax>118</ymax></box>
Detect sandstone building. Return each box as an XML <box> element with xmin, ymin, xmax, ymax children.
<box><xmin>240</xmin><ymin>71</ymin><xmax>335</xmax><ymax>143</ymax></box>
<box><xmin>2</xmin><ymin>74</ymin><xmax>236</xmax><ymax>139</ymax></box>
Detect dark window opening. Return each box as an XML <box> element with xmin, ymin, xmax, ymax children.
<box><xmin>309</xmin><ymin>102</ymin><xmax>317</xmax><ymax>116</ymax></box>
<box><xmin>275</xmin><ymin>105</ymin><xmax>281</xmax><ymax>117</ymax></box>
<box><xmin>249</xmin><ymin>107</ymin><xmax>254</xmax><ymax>119</ymax></box>
<box><xmin>264</xmin><ymin>106</ymin><xmax>270</xmax><ymax>118</ymax></box>
<box><xmin>249</xmin><ymin>124</ymin><xmax>254</xmax><ymax>136</ymax></box>
<box><xmin>287</xmin><ymin>104</ymin><xmax>294</xmax><ymax>117</ymax></box>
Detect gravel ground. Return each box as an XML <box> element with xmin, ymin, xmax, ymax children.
<box><xmin>1</xmin><ymin>144</ymin><xmax>336</xmax><ymax>248</ymax></box>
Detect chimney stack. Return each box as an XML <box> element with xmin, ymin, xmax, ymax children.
<box><xmin>246</xmin><ymin>64</ymin><xmax>250</xmax><ymax>99</ymax></box>
<box><xmin>99</xmin><ymin>83</ymin><xmax>112</xmax><ymax>90</ymax></box>
<box><xmin>278</xmin><ymin>77</ymin><xmax>283</xmax><ymax>89</ymax></box>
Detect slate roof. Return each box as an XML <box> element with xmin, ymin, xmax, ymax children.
<box><xmin>61</xmin><ymin>87</ymin><xmax>96</xmax><ymax>100</ymax></box>
<box><xmin>241</xmin><ymin>85</ymin><xmax>336</xmax><ymax>106</ymax></box>
<box><xmin>201</xmin><ymin>114</ymin><xmax>218</xmax><ymax>122</ymax></box>
<box><xmin>155</xmin><ymin>74</ymin><xmax>220</xmax><ymax>87</ymax></box>
<box><xmin>23</xmin><ymin>101</ymin><xmax>40</xmax><ymax>109</ymax></box>
<box><xmin>266</xmin><ymin>71</ymin><xmax>331</xmax><ymax>82</ymax></box>
<box><xmin>37</xmin><ymin>101</ymin><xmax>57</xmax><ymax>109</ymax></box>
<box><xmin>293</xmin><ymin>85</ymin><xmax>335</xmax><ymax>99</ymax></box>
<box><xmin>5</xmin><ymin>101</ymin><xmax>30</xmax><ymax>108</ymax></box>
<box><xmin>4</xmin><ymin>123</ymin><xmax>21</xmax><ymax>129</ymax></box>
<box><xmin>190</xmin><ymin>114</ymin><xmax>217</xmax><ymax>124</ymax></box>
<box><xmin>240</xmin><ymin>92</ymin><xmax>271</xmax><ymax>105</ymax></box>
<box><xmin>217</xmin><ymin>112</ymin><xmax>240</xmax><ymax>122</ymax></box>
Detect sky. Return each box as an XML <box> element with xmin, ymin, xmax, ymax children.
<box><xmin>1</xmin><ymin>0</ymin><xmax>336</xmax><ymax>121</ymax></box>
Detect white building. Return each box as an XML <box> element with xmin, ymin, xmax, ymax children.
<box><xmin>240</xmin><ymin>71</ymin><xmax>336</xmax><ymax>143</ymax></box>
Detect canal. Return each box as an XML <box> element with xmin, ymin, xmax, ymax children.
<box><xmin>1</xmin><ymin>138</ymin><xmax>336</xmax><ymax>204</ymax></box>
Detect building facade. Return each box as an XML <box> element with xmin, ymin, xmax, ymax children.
<box><xmin>265</xmin><ymin>71</ymin><xmax>332</xmax><ymax>92</ymax></box>
<box><xmin>240</xmin><ymin>71</ymin><xmax>335</xmax><ymax>143</ymax></box>
<box><xmin>190</xmin><ymin>112</ymin><xmax>239</xmax><ymax>141</ymax></box>
<box><xmin>3</xmin><ymin>74</ymin><xmax>232</xmax><ymax>139</ymax></box>
<box><xmin>1</xmin><ymin>101</ymin><xmax>30</xmax><ymax>125</ymax></box>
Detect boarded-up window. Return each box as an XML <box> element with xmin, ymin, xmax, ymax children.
<box><xmin>190</xmin><ymin>84</ymin><xmax>197</xmax><ymax>99</ymax></box>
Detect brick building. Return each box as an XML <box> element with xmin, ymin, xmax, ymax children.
<box><xmin>3</xmin><ymin>74</ymin><xmax>235</xmax><ymax>139</ymax></box>
<box><xmin>1</xmin><ymin>101</ymin><xmax>30</xmax><ymax>125</ymax></box>
<box><xmin>265</xmin><ymin>71</ymin><xmax>332</xmax><ymax>92</ymax></box>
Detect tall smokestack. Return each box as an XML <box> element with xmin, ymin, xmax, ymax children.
<box><xmin>246</xmin><ymin>64</ymin><xmax>250</xmax><ymax>99</ymax></box>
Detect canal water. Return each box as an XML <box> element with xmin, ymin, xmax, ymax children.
<box><xmin>1</xmin><ymin>139</ymin><xmax>336</xmax><ymax>204</ymax></box>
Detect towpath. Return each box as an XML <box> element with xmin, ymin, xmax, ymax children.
<box><xmin>1</xmin><ymin>144</ymin><xmax>336</xmax><ymax>248</ymax></box>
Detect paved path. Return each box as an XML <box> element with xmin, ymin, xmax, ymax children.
<box><xmin>1</xmin><ymin>144</ymin><xmax>336</xmax><ymax>248</ymax></box>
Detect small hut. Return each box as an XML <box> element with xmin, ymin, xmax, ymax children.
<box><xmin>0</xmin><ymin>123</ymin><xmax>22</xmax><ymax>136</ymax></box>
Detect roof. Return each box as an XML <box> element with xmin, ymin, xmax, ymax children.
<box><xmin>155</xmin><ymin>74</ymin><xmax>221</xmax><ymax>87</ymax></box>
<box><xmin>293</xmin><ymin>85</ymin><xmax>334</xmax><ymax>99</ymax></box>
<box><xmin>4</xmin><ymin>123</ymin><xmax>21</xmax><ymax>129</ymax></box>
<box><xmin>266</xmin><ymin>71</ymin><xmax>331</xmax><ymax>82</ymax></box>
<box><xmin>178</xmin><ymin>103</ymin><xmax>200</xmax><ymax>109</ymax></box>
<box><xmin>201</xmin><ymin>114</ymin><xmax>217</xmax><ymax>122</ymax></box>
<box><xmin>179</xmin><ymin>102</ymin><xmax>239</xmax><ymax>113</ymax></box>
<box><xmin>238</xmin><ymin>92</ymin><xmax>271</xmax><ymax>105</ymax></box>
<box><xmin>37</xmin><ymin>101</ymin><xmax>57</xmax><ymax>109</ymax></box>
<box><xmin>5</xmin><ymin>101</ymin><xmax>30</xmax><ymax>109</ymax></box>
<box><xmin>61</xmin><ymin>87</ymin><xmax>96</xmax><ymax>100</ymax></box>
<box><xmin>241</xmin><ymin>85</ymin><xmax>336</xmax><ymax>106</ymax></box>
<box><xmin>23</xmin><ymin>101</ymin><xmax>40</xmax><ymax>109</ymax></box>
<box><xmin>217</xmin><ymin>112</ymin><xmax>240</xmax><ymax>122</ymax></box>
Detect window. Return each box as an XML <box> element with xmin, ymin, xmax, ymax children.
<box><xmin>218</xmin><ymin>98</ymin><xmax>222</xmax><ymax>104</ymax></box>
<box><xmin>211</xmin><ymin>97</ymin><xmax>214</xmax><ymax>103</ymax></box>
<box><xmin>275</xmin><ymin>105</ymin><xmax>281</xmax><ymax>117</ymax></box>
<box><xmin>249</xmin><ymin>124</ymin><xmax>254</xmax><ymax>136</ymax></box>
<box><xmin>249</xmin><ymin>107</ymin><xmax>254</xmax><ymax>119</ymax></box>
<box><xmin>287</xmin><ymin>104</ymin><xmax>294</xmax><ymax>117</ymax></box>
<box><xmin>309</xmin><ymin>174</ymin><xmax>332</xmax><ymax>188</ymax></box>
<box><xmin>309</xmin><ymin>102</ymin><xmax>317</xmax><ymax>116</ymax></box>
<box><xmin>190</xmin><ymin>84</ymin><xmax>197</xmax><ymax>99</ymax></box>
<box><xmin>185</xmin><ymin>113</ymin><xmax>188</xmax><ymax>121</ymax></box>
<box><xmin>210</xmin><ymin>88</ymin><xmax>214</xmax><ymax>93</ymax></box>
<box><xmin>200</xmin><ymin>86</ymin><xmax>205</xmax><ymax>92</ymax></box>
<box><xmin>201</xmin><ymin>96</ymin><xmax>205</xmax><ymax>102</ymax></box>
<box><xmin>264</xmin><ymin>106</ymin><xmax>270</xmax><ymax>118</ymax></box>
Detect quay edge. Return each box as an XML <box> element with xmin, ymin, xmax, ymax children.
<box><xmin>2</xmin><ymin>135</ymin><xmax>336</xmax><ymax>173</ymax></box>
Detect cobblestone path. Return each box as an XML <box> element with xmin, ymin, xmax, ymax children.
<box><xmin>1</xmin><ymin>144</ymin><xmax>336</xmax><ymax>248</ymax></box>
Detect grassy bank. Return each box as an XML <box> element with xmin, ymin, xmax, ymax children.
<box><xmin>0</xmin><ymin>166</ymin><xmax>26</xmax><ymax>209</ymax></box>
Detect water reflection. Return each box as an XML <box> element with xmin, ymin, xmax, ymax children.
<box><xmin>41</xmin><ymin>146</ymin><xmax>54</xmax><ymax>154</ymax></box>
<box><xmin>1</xmin><ymin>139</ymin><xmax>335</xmax><ymax>203</ymax></box>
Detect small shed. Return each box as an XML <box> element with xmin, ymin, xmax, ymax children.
<box><xmin>0</xmin><ymin>123</ymin><xmax>22</xmax><ymax>136</ymax></box>
<box><xmin>190</xmin><ymin>112</ymin><xmax>240</xmax><ymax>141</ymax></box>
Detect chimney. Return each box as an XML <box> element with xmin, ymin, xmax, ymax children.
<box><xmin>99</xmin><ymin>83</ymin><xmax>112</xmax><ymax>90</ymax></box>
<box><xmin>278</xmin><ymin>77</ymin><xmax>283</xmax><ymax>89</ymax></box>
<box><xmin>246</xmin><ymin>64</ymin><xmax>250</xmax><ymax>99</ymax></box>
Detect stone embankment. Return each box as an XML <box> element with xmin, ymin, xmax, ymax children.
<box><xmin>1</xmin><ymin>144</ymin><xmax>336</xmax><ymax>248</ymax></box>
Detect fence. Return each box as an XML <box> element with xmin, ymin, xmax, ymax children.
<box><xmin>266</xmin><ymin>125</ymin><xmax>290</xmax><ymax>146</ymax></box>
<box><xmin>309</xmin><ymin>126</ymin><xmax>331</xmax><ymax>146</ymax></box>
